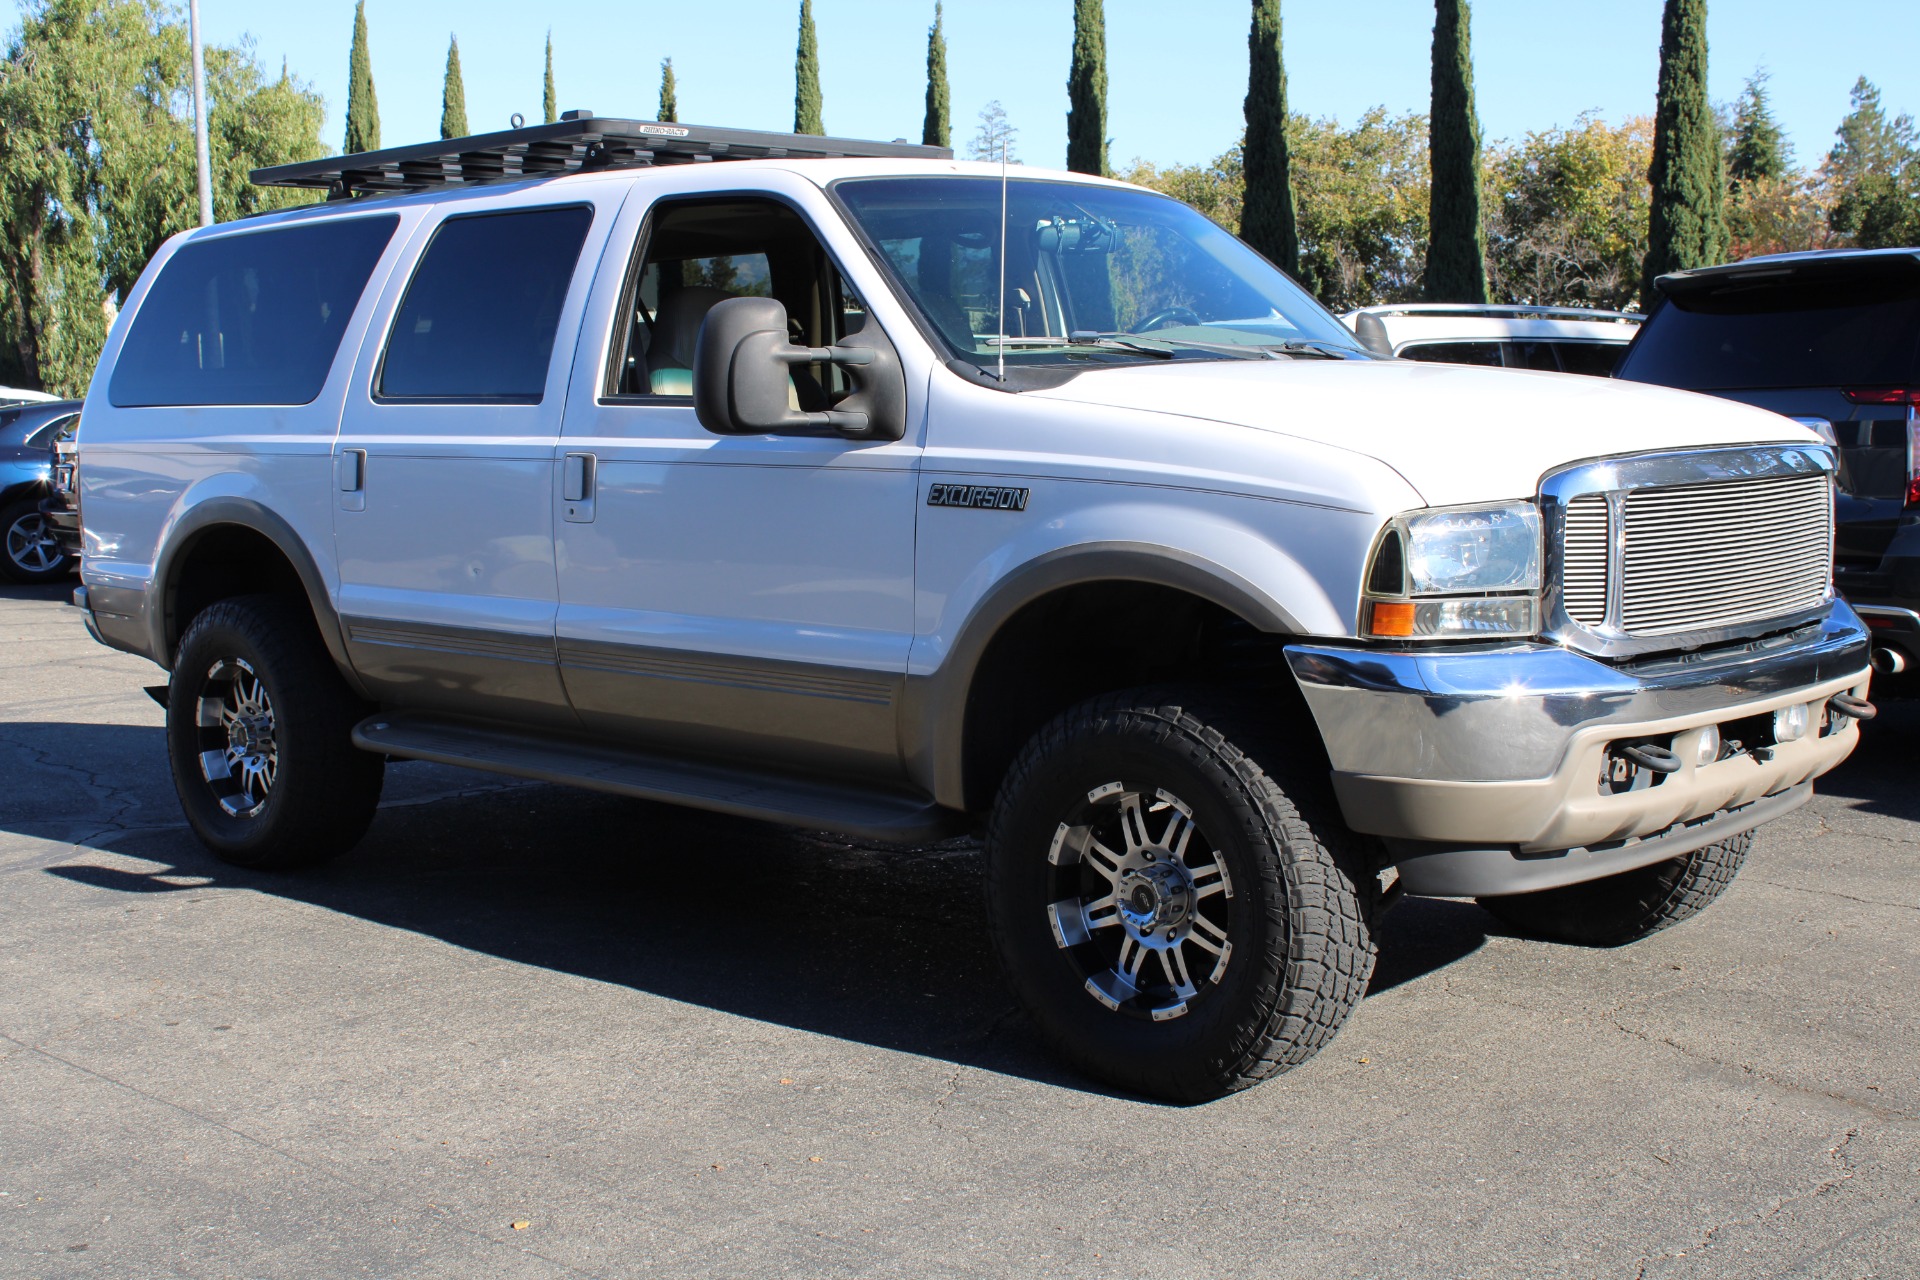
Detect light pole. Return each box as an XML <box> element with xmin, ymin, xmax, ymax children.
<box><xmin>188</xmin><ymin>0</ymin><xmax>213</xmax><ymax>227</ymax></box>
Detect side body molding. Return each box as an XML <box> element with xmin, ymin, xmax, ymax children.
<box><xmin>148</xmin><ymin>497</ymin><xmax>360</xmax><ymax>692</ymax></box>
<box><xmin>900</xmin><ymin>542</ymin><xmax>1306</xmax><ymax>808</ymax></box>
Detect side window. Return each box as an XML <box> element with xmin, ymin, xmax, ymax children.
<box><xmin>25</xmin><ymin>414</ymin><xmax>78</xmax><ymax>449</ymax></box>
<box><xmin>108</xmin><ymin>215</ymin><xmax>399</xmax><ymax>408</ymax></box>
<box><xmin>1553</xmin><ymin>342</ymin><xmax>1627</xmax><ymax>377</ymax></box>
<box><xmin>1400</xmin><ymin>340</ymin><xmax>1503</xmax><ymax>367</ymax></box>
<box><xmin>1506</xmin><ymin>340</ymin><xmax>1563</xmax><ymax>372</ymax></box>
<box><xmin>378</xmin><ymin>205</ymin><xmax>594</xmax><ymax>403</ymax></box>
<box><xmin>606</xmin><ymin>197</ymin><xmax>861</xmax><ymax>402</ymax></box>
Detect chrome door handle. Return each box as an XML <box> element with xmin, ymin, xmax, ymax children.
<box><xmin>562</xmin><ymin>452</ymin><xmax>596</xmax><ymax>522</ymax></box>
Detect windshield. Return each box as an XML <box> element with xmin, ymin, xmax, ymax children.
<box><xmin>1616</xmin><ymin>268</ymin><xmax>1920</xmax><ymax>391</ymax></box>
<box><xmin>833</xmin><ymin>176</ymin><xmax>1361</xmax><ymax>371</ymax></box>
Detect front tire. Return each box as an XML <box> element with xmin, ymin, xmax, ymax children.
<box><xmin>167</xmin><ymin>596</ymin><xmax>384</xmax><ymax>869</ymax></box>
<box><xmin>1478</xmin><ymin>833</ymin><xmax>1754</xmax><ymax>947</ymax></box>
<box><xmin>1</xmin><ymin>497</ymin><xmax>71</xmax><ymax>583</ymax></box>
<box><xmin>985</xmin><ymin>690</ymin><xmax>1378</xmax><ymax>1103</ymax></box>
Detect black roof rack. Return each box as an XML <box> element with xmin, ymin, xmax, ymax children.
<box><xmin>250</xmin><ymin>112</ymin><xmax>953</xmax><ymax>201</ymax></box>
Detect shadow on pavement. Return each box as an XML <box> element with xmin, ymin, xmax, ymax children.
<box><xmin>10</xmin><ymin>720</ymin><xmax>1487</xmax><ymax>1097</ymax></box>
<box><xmin>1808</xmin><ymin>696</ymin><xmax>1920</xmax><ymax>822</ymax></box>
<box><xmin>0</xmin><ymin>579</ymin><xmax>79</xmax><ymax>603</ymax></box>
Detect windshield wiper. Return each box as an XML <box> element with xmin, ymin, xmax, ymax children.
<box><xmin>1262</xmin><ymin>339</ymin><xmax>1363</xmax><ymax>360</ymax></box>
<box><xmin>1071</xmin><ymin>331</ymin><xmax>1277</xmax><ymax>360</ymax></box>
<box><xmin>985</xmin><ymin>335</ymin><xmax>1174</xmax><ymax>359</ymax></box>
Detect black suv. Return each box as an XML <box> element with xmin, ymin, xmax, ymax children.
<box><xmin>1615</xmin><ymin>248</ymin><xmax>1920</xmax><ymax>678</ymax></box>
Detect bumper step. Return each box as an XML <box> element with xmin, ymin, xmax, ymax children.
<box><xmin>353</xmin><ymin>712</ymin><xmax>964</xmax><ymax>844</ymax></box>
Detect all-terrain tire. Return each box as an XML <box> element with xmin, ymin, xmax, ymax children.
<box><xmin>1478</xmin><ymin>832</ymin><xmax>1754</xmax><ymax>947</ymax></box>
<box><xmin>167</xmin><ymin>595</ymin><xmax>384</xmax><ymax>869</ymax></box>
<box><xmin>0</xmin><ymin>497</ymin><xmax>71</xmax><ymax>584</ymax></box>
<box><xmin>985</xmin><ymin>689</ymin><xmax>1378</xmax><ymax>1104</ymax></box>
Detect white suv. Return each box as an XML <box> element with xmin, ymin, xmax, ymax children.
<box><xmin>1342</xmin><ymin>303</ymin><xmax>1642</xmax><ymax>375</ymax></box>
<box><xmin>68</xmin><ymin>117</ymin><xmax>1872</xmax><ymax>1102</ymax></box>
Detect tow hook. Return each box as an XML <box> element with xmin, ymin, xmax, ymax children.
<box><xmin>1828</xmin><ymin>692</ymin><xmax>1876</xmax><ymax>721</ymax></box>
<box><xmin>1615</xmin><ymin>742</ymin><xmax>1682</xmax><ymax>774</ymax></box>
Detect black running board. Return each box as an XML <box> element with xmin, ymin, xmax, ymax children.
<box><xmin>352</xmin><ymin>712</ymin><xmax>964</xmax><ymax>843</ymax></box>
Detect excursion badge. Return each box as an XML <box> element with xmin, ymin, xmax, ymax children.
<box><xmin>927</xmin><ymin>483</ymin><xmax>1030</xmax><ymax>511</ymax></box>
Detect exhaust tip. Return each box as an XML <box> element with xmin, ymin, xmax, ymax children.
<box><xmin>1871</xmin><ymin>646</ymin><xmax>1908</xmax><ymax>676</ymax></box>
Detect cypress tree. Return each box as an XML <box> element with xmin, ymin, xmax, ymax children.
<box><xmin>794</xmin><ymin>0</ymin><xmax>824</xmax><ymax>135</ymax></box>
<box><xmin>440</xmin><ymin>36</ymin><xmax>469</xmax><ymax>140</ymax></box>
<box><xmin>344</xmin><ymin>0</ymin><xmax>380</xmax><ymax>155</ymax></box>
<box><xmin>543</xmin><ymin>32</ymin><xmax>557</xmax><ymax>124</ymax></box>
<box><xmin>658</xmin><ymin>58</ymin><xmax>678</xmax><ymax>123</ymax></box>
<box><xmin>923</xmin><ymin>3</ymin><xmax>950</xmax><ymax>149</ymax></box>
<box><xmin>1426</xmin><ymin>0</ymin><xmax>1488</xmax><ymax>301</ymax></box>
<box><xmin>1066</xmin><ymin>0</ymin><xmax>1108</xmax><ymax>175</ymax></box>
<box><xmin>1240</xmin><ymin>0</ymin><xmax>1299</xmax><ymax>274</ymax></box>
<box><xmin>1643</xmin><ymin>0</ymin><xmax>1727</xmax><ymax>302</ymax></box>
<box><xmin>1728</xmin><ymin>70</ymin><xmax>1788</xmax><ymax>187</ymax></box>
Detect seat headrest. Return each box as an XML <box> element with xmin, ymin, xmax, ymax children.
<box><xmin>653</xmin><ymin>285</ymin><xmax>740</xmax><ymax>370</ymax></box>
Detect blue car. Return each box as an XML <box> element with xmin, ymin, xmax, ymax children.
<box><xmin>0</xmin><ymin>396</ymin><xmax>82</xmax><ymax>583</ymax></box>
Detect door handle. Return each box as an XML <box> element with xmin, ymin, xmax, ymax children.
<box><xmin>562</xmin><ymin>452</ymin><xmax>596</xmax><ymax>522</ymax></box>
<box><xmin>335</xmin><ymin>449</ymin><xmax>366</xmax><ymax>512</ymax></box>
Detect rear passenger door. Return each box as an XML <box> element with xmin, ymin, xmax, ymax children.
<box><xmin>332</xmin><ymin>188</ymin><xmax>623</xmax><ymax>728</ymax></box>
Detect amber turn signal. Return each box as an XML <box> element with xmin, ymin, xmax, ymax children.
<box><xmin>1368</xmin><ymin>600</ymin><xmax>1416</xmax><ymax>637</ymax></box>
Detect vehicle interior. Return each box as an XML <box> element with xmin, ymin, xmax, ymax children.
<box><xmin>607</xmin><ymin>198</ymin><xmax>866</xmax><ymax>406</ymax></box>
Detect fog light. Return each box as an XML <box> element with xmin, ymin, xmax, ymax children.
<box><xmin>1773</xmin><ymin>703</ymin><xmax>1810</xmax><ymax>744</ymax></box>
<box><xmin>1694</xmin><ymin>724</ymin><xmax>1721</xmax><ymax>767</ymax></box>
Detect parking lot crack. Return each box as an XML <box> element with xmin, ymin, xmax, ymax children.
<box><xmin>1750</xmin><ymin>877</ymin><xmax>1920</xmax><ymax>912</ymax></box>
<box><xmin>1604</xmin><ymin>1012</ymin><xmax>1911</xmax><ymax>1121</ymax></box>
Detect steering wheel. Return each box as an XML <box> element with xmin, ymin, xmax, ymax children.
<box><xmin>1130</xmin><ymin>305</ymin><xmax>1203</xmax><ymax>334</ymax></box>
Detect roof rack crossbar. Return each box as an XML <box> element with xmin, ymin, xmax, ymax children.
<box><xmin>254</xmin><ymin>116</ymin><xmax>952</xmax><ymax>201</ymax></box>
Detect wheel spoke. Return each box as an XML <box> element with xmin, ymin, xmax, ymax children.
<box><xmin>1117</xmin><ymin>792</ymin><xmax>1151</xmax><ymax>856</ymax></box>
<box><xmin>1081</xmin><ymin>835</ymin><xmax>1125</xmax><ymax>882</ymax></box>
<box><xmin>1191</xmin><ymin>857</ymin><xmax>1231</xmax><ymax>899</ymax></box>
<box><xmin>1187</xmin><ymin>912</ymin><xmax>1229</xmax><ymax>955</ymax></box>
<box><xmin>1160</xmin><ymin>943</ymin><xmax>1197</xmax><ymax>998</ymax></box>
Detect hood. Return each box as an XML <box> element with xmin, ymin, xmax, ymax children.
<box><xmin>1025</xmin><ymin>358</ymin><xmax>1820</xmax><ymax>508</ymax></box>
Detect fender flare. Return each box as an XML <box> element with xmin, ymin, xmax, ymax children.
<box><xmin>900</xmin><ymin>542</ymin><xmax>1305</xmax><ymax>809</ymax></box>
<box><xmin>149</xmin><ymin>497</ymin><xmax>359</xmax><ymax>690</ymax></box>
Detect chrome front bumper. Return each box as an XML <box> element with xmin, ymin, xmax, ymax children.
<box><xmin>1285</xmin><ymin>602</ymin><xmax>1872</xmax><ymax>896</ymax></box>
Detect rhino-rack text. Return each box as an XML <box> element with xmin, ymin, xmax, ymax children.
<box><xmin>927</xmin><ymin>484</ymin><xmax>1030</xmax><ymax>511</ymax></box>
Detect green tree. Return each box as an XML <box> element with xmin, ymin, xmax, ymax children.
<box><xmin>1488</xmin><ymin>113</ymin><xmax>1655</xmax><ymax>309</ymax></box>
<box><xmin>1066</xmin><ymin>0</ymin><xmax>1107</xmax><ymax>175</ymax></box>
<box><xmin>542</xmin><ymin>31</ymin><xmax>556</xmax><ymax>124</ymax></box>
<box><xmin>794</xmin><ymin>0</ymin><xmax>823</xmax><ymax>134</ymax></box>
<box><xmin>1727</xmin><ymin>69</ymin><xmax>1788</xmax><ymax>186</ymax></box>
<box><xmin>1</xmin><ymin>0</ymin><xmax>324</xmax><ymax>394</ymax></box>
<box><xmin>1642</xmin><ymin>0</ymin><xmax>1726</xmax><ymax>302</ymax></box>
<box><xmin>344</xmin><ymin>0</ymin><xmax>379</xmax><ymax>154</ymax></box>
<box><xmin>658</xmin><ymin>58</ymin><xmax>677</xmax><ymax>123</ymax></box>
<box><xmin>1827</xmin><ymin>77</ymin><xmax>1914</xmax><ymax>188</ymax></box>
<box><xmin>1425</xmin><ymin>0</ymin><xmax>1487</xmax><ymax>301</ymax></box>
<box><xmin>923</xmin><ymin>2</ymin><xmax>949</xmax><ymax>149</ymax></box>
<box><xmin>1825</xmin><ymin>77</ymin><xmax>1918</xmax><ymax>248</ymax></box>
<box><xmin>1240</xmin><ymin>0</ymin><xmax>1298</xmax><ymax>275</ymax></box>
<box><xmin>440</xmin><ymin>35</ymin><xmax>468</xmax><ymax>140</ymax></box>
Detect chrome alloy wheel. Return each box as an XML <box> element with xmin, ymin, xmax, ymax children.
<box><xmin>5</xmin><ymin>511</ymin><xmax>63</xmax><ymax>574</ymax></box>
<box><xmin>1044</xmin><ymin>782</ymin><xmax>1235</xmax><ymax>1022</ymax></box>
<box><xmin>195</xmin><ymin>657</ymin><xmax>278</xmax><ymax>818</ymax></box>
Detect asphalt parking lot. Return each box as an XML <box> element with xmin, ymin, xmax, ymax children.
<box><xmin>2</xmin><ymin>579</ymin><xmax>1917</xmax><ymax>1280</ymax></box>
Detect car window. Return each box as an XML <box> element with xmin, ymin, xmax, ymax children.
<box><xmin>607</xmin><ymin>197</ymin><xmax>862</xmax><ymax>403</ymax></box>
<box><xmin>378</xmin><ymin>205</ymin><xmax>593</xmax><ymax>403</ymax></box>
<box><xmin>1616</xmin><ymin>268</ymin><xmax>1920</xmax><ymax>391</ymax></box>
<box><xmin>1507</xmin><ymin>341</ymin><xmax>1562</xmax><ymax>372</ymax></box>
<box><xmin>108</xmin><ymin>215</ymin><xmax>398</xmax><ymax>408</ymax></box>
<box><xmin>1399</xmin><ymin>341</ymin><xmax>1503</xmax><ymax>367</ymax></box>
<box><xmin>24</xmin><ymin>414</ymin><xmax>78</xmax><ymax>449</ymax></box>
<box><xmin>1552</xmin><ymin>342</ymin><xmax>1625</xmax><ymax>377</ymax></box>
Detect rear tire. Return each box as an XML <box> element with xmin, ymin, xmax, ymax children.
<box><xmin>167</xmin><ymin>595</ymin><xmax>383</xmax><ymax>869</ymax></box>
<box><xmin>1</xmin><ymin>497</ymin><xmax>71</xmax><ymax>583</ymax></box>
<box><xmin>1478</xmin><ymin>833</ymin><xmax>1753</xmax><ymax>947</ymax></box>
<box><xmin>985</xmin><ymin>689</ymin><xmax>1378</xmax><ymax>1103</ymax></box>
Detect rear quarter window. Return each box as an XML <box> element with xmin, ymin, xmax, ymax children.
<box><xmin>108</xmin><ymin>215</ymin><xmax>399</xmax><ymax>408</ymax></box>
<box><xmin>1399</xmin><ymin>340</ymin><xmax>1504</xmax><ymax>367</ymax></box>
<box><xmin>377</xmin><ymin>205</ymin><xmax>594</xmax><ymax>403</ymax></box>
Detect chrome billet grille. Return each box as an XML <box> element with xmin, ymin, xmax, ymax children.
<box><xmin>1560</xmin><ymin>494</ymin><xmax>1610</xmax><ymax>626</ymax></box>
<box><xmin>1617</xmin><ymin>472</ymin><xmax>1832</xmax><ymax>637</ymax></box>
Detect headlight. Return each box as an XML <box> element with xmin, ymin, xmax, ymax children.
<box><xmin>1363</xmin><ymin>501</ymin><xmax>1542</xmax><ymax>640</ymax></box>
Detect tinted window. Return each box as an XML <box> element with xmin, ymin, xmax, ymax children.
<box><xmin>1552</xmin><ymin>341</ymin><xmax>1626</xmax><ymax>377</ymax></box>
<box><xmin>1508</xmin><ymin>341</ymin><xmax>1562</xmax><ymax>371</ymax></box>
<box><xmin>1400</xmin><ymin>341</ymin><xmax>1503</xmax><ymax>367</ymax></box>
<box><xmin>1617</xmin><ymin>270</ymin><xmax>1920</xmax><ymax>390</ymax></box>
<box><xmin>108</xmin><ymin>216</ymin><xmax>398</xmax><ymax>408</ymax></box>
<box><xmin>379</xmin><ymin>206</ymin><xmax>593</xmax><ymax>402</ymax></box>
<box><xmin>25</xmin><ymin>414</ymin><xmax>78</xmax><ymax>449</ymax></box>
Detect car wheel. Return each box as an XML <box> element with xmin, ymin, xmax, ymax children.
<box><xmin>167</xmin><ymin>595</ymin><xmax>384</xmax><ymax>869</ymax></box>
<box><xmin>1478</xmin><ymin>832</ymin><xmax>1753</xmax><ymax>947</ymax></box>
<box><xmin>985</xmin><ymin>690</ymin><xmax>1379</xmax><ymax>1103</ymax></box>
<box><xmin>0</xmin><ymin>497</ymin><xmax>71</xmax><ymax>583</ymax></box>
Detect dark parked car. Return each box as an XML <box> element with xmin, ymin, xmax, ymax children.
<box><xmin>1615</xmin><ymin>247</ymin><xmax>1920</xmax><ymax>678</ymax></box>
<box><xmin>0</xmin><ymin>397</ymin><xmax>81</xmax><ymax>583</ymax></box>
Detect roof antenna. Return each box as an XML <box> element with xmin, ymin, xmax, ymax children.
<box><xmin>996</xmin><ymin>139</ymin><xmax>1009</xmax><ymax>383</ymax></box>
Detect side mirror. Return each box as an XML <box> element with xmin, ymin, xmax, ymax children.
<box><xmin>692</xmin><ymin>296</ymin><xmax>907</xmax><ymax>441</ymax></box>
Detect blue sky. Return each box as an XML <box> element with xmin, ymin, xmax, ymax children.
<box><xmin>197</xmin><ymin>1</ymin><xmax>1918</xmax><ymax>172</ymax></box>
